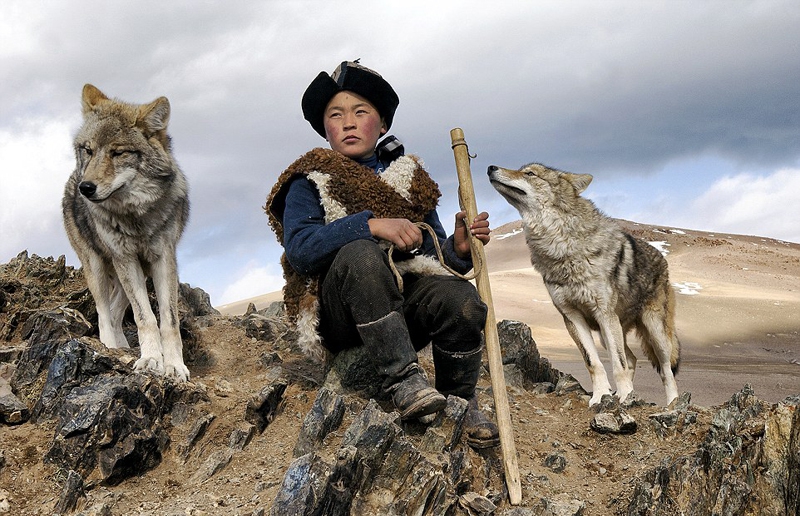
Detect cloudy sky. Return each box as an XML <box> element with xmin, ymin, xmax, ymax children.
<box><xmin>2</xmin><ymin>1</ymin><xmax>799</xmax><ymax>306</ymax></box>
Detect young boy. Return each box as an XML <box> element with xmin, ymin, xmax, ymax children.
<box><xmin>266</xmin><ymin>61</ymin><xmax>499</xmax><ymax>448</ymax></box>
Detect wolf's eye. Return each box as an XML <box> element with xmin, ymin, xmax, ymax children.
<box><xmin>525</xmin><ymin>172</ymin><xmax>535</xmax><ymax>177</ymax></box>
<box><xmin>112</xmin><ymin>149</ymin><xmax>133</xmax><ymax>158</ymax></box>
<box><xmin>82</xmin><ymin>144</ymin><xmax>93</xmax><ymax>157</ymax></box>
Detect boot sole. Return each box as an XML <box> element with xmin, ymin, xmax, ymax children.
<box><xmin>466</xmin><ymin>435</ymin><xmax>501</xmax><ymax>449</ymax></box>
<box><xmin>400</xmin><ymin>392</ymin><xmax>447</xmax><ymax>420</ymax></box>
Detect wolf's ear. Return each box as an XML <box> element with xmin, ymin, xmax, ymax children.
<box><xmin>568</xmin><ymin>173</ymin><xmax>593</xmax><ymax>194</ymax></box>
<box><xmin>82</xmin><ymin>84</ymin><xmax>108</xmax><ymax>115</ymax></box>
<box><xmin>138</xmin><ymin>97</ymin><xmax>171</xmax><ymax>133</ymax></box>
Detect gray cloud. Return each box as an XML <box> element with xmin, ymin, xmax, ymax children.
<box><xmin>2</xmin><ymin>1</ymin><xmax>798</xmax><ymax>304</ymax></box>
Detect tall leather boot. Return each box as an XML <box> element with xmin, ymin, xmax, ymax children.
<box><xmin>357</xmin><ymin>311</ymin><xmax>446</xmax><ymax>420</ymax></box>
<box><xmin>433</xmin><ymin>344</ymin><xmax>500</xmax><ymax>449</ymax></box>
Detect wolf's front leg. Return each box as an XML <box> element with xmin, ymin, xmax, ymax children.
<box><xmin>596</xmin><ymin>314</ymin><xmax>634</xmax><ymax>403</ymax></box>
<box><xmin>114</xmin><ymin>258</ymin><xmax>164</xmax><ymax>375</ymax></box>
<box><xmin>152</xmin><ymin>252</ymin><xmax>189</xmax><ymax>382</ymax></box>
<box><xmin>562</xmin><ymin>311</ymin><xmax>612</xmax><ymax>406</ymax></box>
<box><xmin>84</xmin><ymin>254</ymin><xmax>130</xmax><ymax>349</ymax></box>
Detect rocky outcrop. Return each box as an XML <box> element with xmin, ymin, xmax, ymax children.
<box><xmin>0</xmin><ymin>251</ymin><xmax>798</xmax><ymax>515</ymax></box>
<box><xmin>628</xmin><ymin>386</ymin><xmax>800</xmax><ymax>515</ymax></box>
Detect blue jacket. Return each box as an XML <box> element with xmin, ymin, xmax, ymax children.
<box><xmin>281</xmin><ymin>158</ymin><xmax>473</xmax><ymax>277</ymax></box>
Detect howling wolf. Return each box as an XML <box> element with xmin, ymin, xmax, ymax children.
<box><xmin>62</xmin><ymin>84</ymin><xmax>190</xmax><ymax>381</ymax></box>
<box><xmin>488</xmin><ymin>163</ymin><xmax>679</xmax><ymax>406</ymax></box>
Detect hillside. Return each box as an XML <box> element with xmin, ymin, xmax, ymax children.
<box><xmin>0</xmin><ymin>220</ymin><xmax>799</xmax><ymax>515</ymax></box>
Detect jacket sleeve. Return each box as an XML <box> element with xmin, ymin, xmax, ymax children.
<box><xmin>282</xmin><ymin>177</ymin><xmax>374</xmax><ymax>275</ymax></box>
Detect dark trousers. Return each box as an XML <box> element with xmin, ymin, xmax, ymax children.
<box><xmin>318</xmin><ymin>239</ymin><xmax>487</xmax><ymax>355</ymax></box>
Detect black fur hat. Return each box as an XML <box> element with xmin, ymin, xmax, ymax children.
<box><xmin>302</xmin><ymin>61</ymin><xmax>400</xmax><ymax>138</ymax></box>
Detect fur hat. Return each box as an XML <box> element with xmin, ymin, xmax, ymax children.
<box><xmin>302</xmin><ymin>61</ymin><xmax>400</xmax><ymax>138</ymax></box>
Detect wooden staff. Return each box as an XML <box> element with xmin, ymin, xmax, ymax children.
<box><xmin>450</xmin><ymin>128</ymin><xmax>522</xmax><ymax>505</ymax></box>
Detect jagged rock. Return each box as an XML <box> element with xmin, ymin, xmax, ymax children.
<box><xmin>627</xmin><ymin>385</ymin><xmax>800</xmax><ymax>515</ymax></box>
<box><xmin>270</xmin><ymin>452</ymin><xmax>331</xmax><ymax>516</ymax></box>
<box><xmin>44</xmin><ymin>373</ymin><xmax>174</xmax><ymax>485</ymax></box>
<box><xmin>418</xmin><ymin>395</ymin><xmax>469</xmax><ymax>453</ymax></box>
<box><xmin>240</xmin><ymin>313</ymin><xmax>288</xmax><ymax>342</ymax></box>
<box><xmin>544</xmin><ymin>452</ymin><xmax>567</xmax><ymax>473</ymax></box>
<box><xmin>0</xmin><ymin>390</ymin><xmax>29</xmax><ymax>424</ymax></box>
<box><xmin>459</xmin><ymin>491</ymin><xmax>497</xmax><ymax>515</ymax></box>
<box><xmin>260</xmin><ymin>300</ymin><xmax>286</xmax><ymax>318</ymax></box>
<box><xmin>176</xmin><ymin>412</ymin><xmax>216</xmax><ymax>461</ymax></box>
<box><xmin>323</xmin><ymin>344</ymin><xmax>382</xmax><ymax>399</ymax></box>
<box><xmin>352</xmin><ymin>438</ymin><xmax>451</xmax><ymax>515</ymax></box>
<box><xmin>21</xmin><ymin>307</ymin><xmax>92</xmax><ymax>344</ymax></box>
<box><xmin>245</xmin><ymin>379</ymin><xmax>288</xmax><ymax>433</ymax></box>
<box><xmin>190</xmin><ymin>449</ymin><xmax>234</xmax><ymax>484</ymax></box>
<box><xmin>497</xmin><ymin>320</ymin><xmax>563</xmax><ymax>387</ymax></box>
<box><xmin>553</xmin><ymin>375</ymin><xmax>587</xmax><ymax>397</ymax></box>
<box><xmin>30</xmin><ymin>339</ymin><xmax>128</xmax><ymax>422</ymax></box>
<box><xmin>533</xmin><ymin>494</ymin><xmax>587</xmax><ymax>515</ymax></box>
<box><xmin>54</xmin><ymin>470</ymin><xmax>85</xmax><ymax>515</ymax></box>
<box><xmin>293</xmin><ymin>386</ymin><xmax>346</xmax><ymax>457</ymax></box>
<box><xmin>648</xmin><ymin>394</ymin><xmax>699</xmax><ymax>439</ymax></box>
<box><xmin>0</xmin><ymin>252</ymin><xmax>91</xmax><ymax>342</ymax></box>
<box><xmin>0</xmin><ymin>346</ymin><xmax>23</xmax><ymax>363</ymax></box>
<box><xmin>341</xmin><ymin>399</ymin><xmax>402</xmax><ymax>470</ymax></box>
<box><xmin>178</xmin><ymin>283</ymin><xmax>220</xmax><ymax>317</ymax></box>
<box><xmin>313</xmin><ymin>445</ymin><xmax>362</xmax><ymax>515</ymax></box>
<box><xmin>228</xmin><ymin>423</ymin><xmax>256</xmax><ymax>451</ymax></box>
<box><xmin>590</xmin><ymin>394</ymin><xmax>637</xmax><ymax>434</ymax></box>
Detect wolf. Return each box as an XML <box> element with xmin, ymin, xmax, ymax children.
<box><xmin>62</xmin><ymin>84</ymin><xmax>190</xmax><ymax>382</ymax></box>
<box><xmin>488</xmin><ymin>163</ymin><xmax>679</xmax><ymax>406</ymax></box>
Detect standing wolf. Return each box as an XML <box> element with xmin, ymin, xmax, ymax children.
<box><xmin>62</xmin><ymin>84</ymin><xmax>190</xmax><ymax>382</ymax></box>
<box><xmin>488</xmin><ymin>163</ymin><xmax>679</xmax><ymax>406</ymax></box>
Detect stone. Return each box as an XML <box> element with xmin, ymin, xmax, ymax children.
<box><xmin>0</xmin><ymin>391</ymin><xmax>29</xmax><ymax>424</ymax></box>
<box><xmin>590</xmin><ymin>394</ymin><xmax>637</xmax><ymax>435</ymax></box>
<box><xmin>44</xmin><ymin>374</ymin><xmax>171</xmax><ymax>485</ymax></box>
<box><xmin>418</xmin><ymin>395</ymin><xmax>468</xmax><ymax>452</ymax></box>
<box><xmin>53</xmin><ymin>470</ymin><xmax>85</xmax><ymax>515</ymax></box>
<box><xmin>293</xmin><ymin>387</ymin><xmax>346</xmax><ymax>457</ymax></box>
<box><xmin>30</xmin><ymin>339</ymin><xmax>127</xmax><ymax>422</ymax></box>
<box><xmin>228</xmin><ymin>424</ymin><xmax>256</xmax><ymax>451</ymax></box>
<box><xmin>176</xmin><ymin>412</ymin><xmax>216</xmax><ymax>461</ymax></box>
<box><xmin>341</xmin><ymin>399</ymin><xmax>402</xmax><ymax>471</ymax></box>
<box><xmin>554</xmin><ymin>374</ymin><xmax>587</xmax><ymax>397</ymax></box>
<box><xmin>245</xmin><ymin>380</ymin><xmax>288</xmax><ymax>433</ymax></box>
<box><xmin>21</xmin><ymin>307</ymin><xmax>92</xmax><ymax>344</ymax></box>
<box><xmin>627</xmin><ymin>386</ymin><xmax>799</xmax><ymax>515</ymax></box>
<box><xmin>497</xmin><ymin>320</ymin><xmax>563</xmax><ymax>387</ymax></box>
<box><xmin>270</xmin><ymin>452</ymin><xmax>331</xmax><ymax>516</ymax></box>
<box><xmin>190</xmin><ymin>449</ymin><xmax>234</xmax><ymax>484</ymax></box>
<box><xmin>323</xmin><ymin>344</ymin><xmax>382</xmax><ymax>399</ymax></box>
<box><xmin>544</xmin><ymin>452</ymin><xmax>567</xmax><ymax>473</ymax></box>
<box><xmin>240</xmin><ymin>313</ymin><xmax>286</xmax><ymax>342</ymax></box>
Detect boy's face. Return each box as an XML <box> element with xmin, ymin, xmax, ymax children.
<box><xmin>323</xmin><ymin>91</ymin><xmax>386</xmax><ymax>161</ymax></box>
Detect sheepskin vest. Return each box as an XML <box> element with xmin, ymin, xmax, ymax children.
<box><xmin>265</xmin><ymin>147</ymin><xmax>444</xmax><ymax>361</ymax></box>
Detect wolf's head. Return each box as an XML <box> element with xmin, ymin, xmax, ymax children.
<box><xmin>488</xmin><ymin>163</ymin><xmax>592</xmax><ymax>218</ymax></box>
<box><xmin>72</xmin><ymin>84</ymin><xmax>182</xmax><ymax>211</ymax></box>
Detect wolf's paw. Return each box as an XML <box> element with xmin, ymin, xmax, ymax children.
<box><xmin>99</xmin><ymin>330</ymin><xmax>131</xmax><ymax>349</ymax></box>
<box><xmin>589</xmin><ymin>390</ymin><xmax>612</xmax><ymax>407</ymax></box>
<box><xmin>164</xmin><ymin>360</ymin><xmax>190</xmax><ymax>383</ymax></box>
<box><xmin>134</xmin><ymin>355</ymin><xmax>165</xmax><ymax>376</ymax></box>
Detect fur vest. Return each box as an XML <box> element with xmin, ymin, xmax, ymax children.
<box><xmin>265</xmin><ymin>147</ymin><xmax>445</xmax><ymax>360</ymax></box>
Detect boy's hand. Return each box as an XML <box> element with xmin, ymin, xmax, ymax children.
<box><xmin>454</xmin><ymin>211</ymin><xmax>490</xmax><ymax>259</ymax></box>
<box><xmin>368</xmin><ymin>218</ymin><xmax>423</xmax><ymax>252</ymax></box>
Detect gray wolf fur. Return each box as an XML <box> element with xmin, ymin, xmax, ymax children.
<box><xmin>62</xmin><ymin>84</ymin><xmax>190</xmax><ymax>381</ymax></box>
<box><xmin>488</xmin><ymin>163</ymin><xmax>679</xmax><ymax>406</ymax></box>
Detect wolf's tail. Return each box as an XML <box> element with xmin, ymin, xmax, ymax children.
<box><xmin>638</xmin><ymin>281</ymin><xmax>681</xmax><ymax>375</ymax></box>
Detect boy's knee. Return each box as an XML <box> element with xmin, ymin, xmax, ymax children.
<box><xmin>332</xmin><ymin>239</ymin><xmax>385</xmax><ymax>270</ymax></box>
